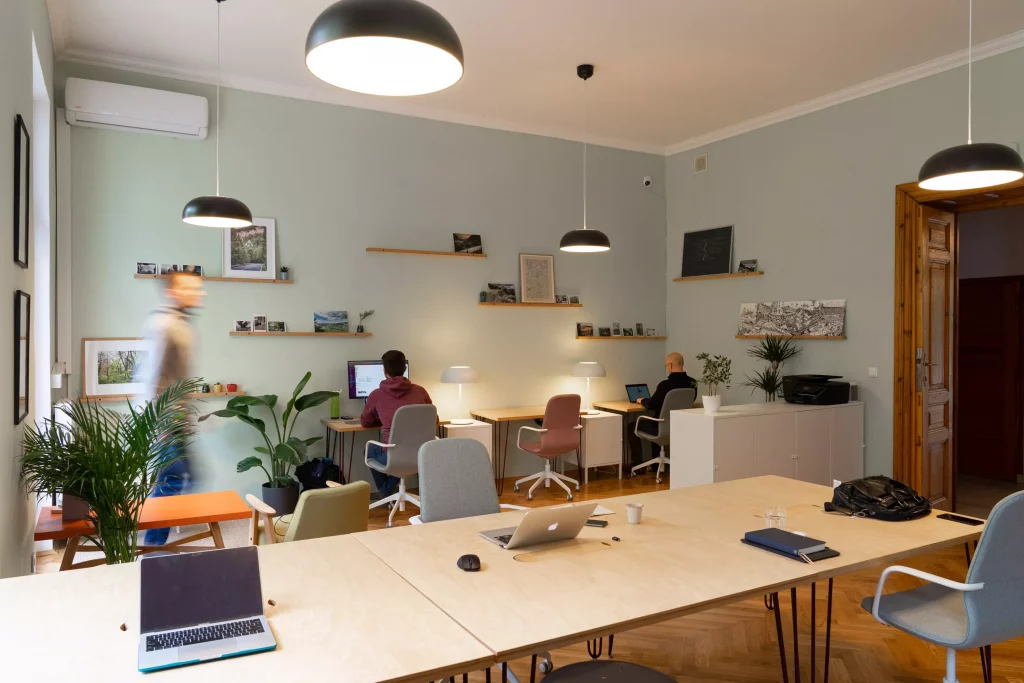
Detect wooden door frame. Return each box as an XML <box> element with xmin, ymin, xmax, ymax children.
<box><xmin>893</xmin><ymin>178</ymin><xmax>1024</xmax><ymax>499</ymax></box>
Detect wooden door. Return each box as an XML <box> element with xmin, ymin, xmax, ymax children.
<box><xmin>957</xmin><ymin>278</ymin><xmax>1023</xmax><ymax>481</ymax></box>
<box><xmin>917</xmin><ymin>207</ymin><xmax>955</xmax><ymax>508</ymax></box>
<box><xmin>755</xmin><ymin>414</ymin><xmax>796</xmax><ymax>479</ymax></box>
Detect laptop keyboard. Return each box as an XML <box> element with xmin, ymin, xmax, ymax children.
<box><xmin>494</xmin><ymin>534</ymin><xmax>513</xmax><ymax>546</ymax></box>
<box><xmin>146</xmin><ymin>618</ymin><xmax>264</xmax><ymax>652</ymax></box>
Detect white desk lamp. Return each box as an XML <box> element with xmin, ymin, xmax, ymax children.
<box><xmin>441</xmin><ymin>366</ymin><xmax>479</xmax><ymax>425</ymax></box>
<box><xmin>572</xmin><ymin>361</ymin><xmax>606</xmax><ymax>415</ymax></box>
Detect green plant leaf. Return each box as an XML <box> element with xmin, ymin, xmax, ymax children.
<box><xmin>236</xmin><ymin>414</ymin><xmax>267</xmax><ymax>433</ymax></box>
<box><xmin>302</xmin><ymin>436</ymin><xmax>322</xmax><ymax>447</ymax></box>
<box><xmin>259</xmin><ymin>395</ymin><xmax>279</xmax><ymax>411</ymax></box>
<box><xmin>294</xmin><ymin>390</ymin><xmax>337</xmax><ymax>412</ymax></box>
<box><xmin>274</xmin><ymin>442</ymin><xmax>304</xmax><ymax>467</ymax></box>
<box><xmin>226</xmin><ymin>396</ymin><xmax>263</xmax><ymax>411</ymax></box>
<box><xmin>236</xmin><ymin>456</ymin><xmax>263</xmax><ymax>473</ymax></box>
<box><xmin>198</xmin><ymin>408</ymin><xmax>250</xmax><ymax>422</ymax></box>
<box><xmin>253</xmin><ymin>446</ymin><xmax>271</xmax><ymax>455</ymax></box>
<box><xmin>273</xmin><ymin>475</ymin><xmax>296</xmax><ymax>487</ymax></box>
<box><xmin>285</xmin><ymin>436</ymin><xmax>308</xmax><ymax>458</ymax></box>
<box><xmin>282</xmin><ymin>372</ymin><xmax>313</xmax><ymax>429</ymax></box>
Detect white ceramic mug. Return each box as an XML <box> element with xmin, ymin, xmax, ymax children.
<box><xmin>626</xmin><ymin>503</ymin><xmax>644</xmax><ymax>524</ymax></box>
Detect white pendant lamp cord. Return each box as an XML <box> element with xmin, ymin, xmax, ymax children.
<box><xmin>216</xmin><ymin>0</ymin><xmax>222</xmax><ymax>196</ymax></box>
<box><xmin>582</xmin><ymin>75</ymin><xmax>588</xmax><ymax>230</ymax></box>
<box><xmin>967</xmin><ymin>0</ymin><xmax>973</xmax><ymax>145</ymax></box>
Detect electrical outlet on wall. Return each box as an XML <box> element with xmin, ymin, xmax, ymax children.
<box><xmin>868</xmin><ymin>367</ymin><xmax>878</xmax><ymax>378</ymax></box>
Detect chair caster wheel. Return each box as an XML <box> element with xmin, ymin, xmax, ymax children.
<box><xmin>656</xmin><ymin>478</ymin><xmax>662</xmax><ymax>484</ymax></box>
<box><xmin>567</xmin><ymin>494</ymin><xmax>573</xmax><ymax>501</ymax></box>
<box><xmin>575</xmin><ymin>485</ymin><xmax>581</xmax><ymax>492</ymax></box>
<box><xmin>386</xmin><ymin>521</ymin><xmax>392</xmax><ymax>528</ymax></box>
<box><xmin>513</xmin><ymin>485</ymin><xmax>520</xmax><ymax>492</ymax></box>
<box><xmin>539</xmin><ymin>660</ymin><xmax>553</xmax><ymax>674</ymax></box>
<box><xmin>527</xmin><ymin>494</ymin><xmax>533</xmax><ymax>501</ymax></box>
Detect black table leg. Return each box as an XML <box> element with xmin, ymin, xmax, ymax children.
<box><xmin>530</xmin><ymin>655</ymin><xmax>537</xmax><ymax>683</ymax></box>
<box><xmin>791</xmin><ymin>587</ymin><xmax>801</xmax><ymax>683</ymax></box>
<box><xmin>772</xmin><ymin>592</ymin><xmax>790</xmax><ymax>683</ymax></box>
<box><xmin>811</xmin><ymin>582</ymin><xmax>816</xmax><ymax>683</ymax></box>
<box><xmin>485</xmin><ymin>667</ymin><xmax>491</xmax><ymax>683</ymax></box>
<box><xmin>608</xmin><ymin>634</ymin><xmax>615</xmax><ymax>658</ymax></box>
<box><xmin>824</xmin><ymin>579</ymin><xmax>833</xmax><ymax>683</ymax></box>
<box><xmin>501</xmin><ymin>662</ymin><xmax>508</xmax><ymax>683</ymax></box>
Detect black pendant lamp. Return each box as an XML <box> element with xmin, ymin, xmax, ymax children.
<box><xmin>918</xmin><ymin>0</ymin><xmax>1024</xmax><ymax>191</ymax></box>
<box><xmin>182</xmin><ymin>0</ymin><xmax>252</xmax><ymax>229</ymax></box>
<box><xmin>560</xmin><ymin>64</ymin><xmax>611</xmax><ymax>253</ymax></box>
<box><xmin>305</xmin><ymin>0</ymin><xmax>464</xmax><ymax>97</ymax></box>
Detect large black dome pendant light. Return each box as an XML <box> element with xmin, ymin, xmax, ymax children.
<box><xmin>182</xmin><ymin>0</ymin><xmax>253</xmax><ymax>229</ymax></box>
<box><xmin>305</xmin><ymin>0</ymin><xmax>464</xmax><ymax>97</ymax></box>
<box><xmin>560</xmin><ymin>64</ymin><xmax>611</xmax><ymax>253</ymax></box>
<box><xmin>918</xmin><ymin>0</ymin><xmax>1024</xmax><ymax>191</ymax></box>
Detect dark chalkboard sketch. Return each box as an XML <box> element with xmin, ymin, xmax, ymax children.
<box><xmin>681</xmin><ymin>226</ymin><xmax>733</xmax><ymax>277</ymax></box>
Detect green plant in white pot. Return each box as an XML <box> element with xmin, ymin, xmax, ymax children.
<box><xmin>199</xmin><ymin>372</ymin><xmax>335</xmax><ymax>515</ymax></box>
<box><xmin>695</xmin><ymin>352</ymin><xmax>732</xmax><ymax>414</ymax></box>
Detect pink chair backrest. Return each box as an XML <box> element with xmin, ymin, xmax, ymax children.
<box><xmin>537</xmin><ymin>394</ymin><xmax>582</xmax><ymax>457</ymax></box>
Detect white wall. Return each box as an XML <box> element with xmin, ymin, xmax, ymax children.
<box><xmin>56</xmin><ymin>62</ymin><xmax>668</xmax><ymax>498</ymax></box>
<box><xmin>959</xmin><ymin>205</ymin><xmax>1024</xmax><ymax>279</ymax></box>
<box><xmin>0</xmin><ymin>0</ymin><xmax>54</xmax><ymax>579</ymax></box>
<box><xmin>665</xmin><ymin>47</ymin><xmax>1024</xmax><ymax>478</ymax></box>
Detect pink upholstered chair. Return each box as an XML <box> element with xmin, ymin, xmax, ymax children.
<box><xmin>513</xmin><ymin>394</ymin><xmax>583</xmax><ymax>501</ymax></box>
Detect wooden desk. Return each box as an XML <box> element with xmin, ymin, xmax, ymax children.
<box><xmin>35</xmin><ymin>491</ymin><xmax>251</xmax><ymax>571</ymax></box>
<box><xmin>354</xmin><ymin>476</ymin><xmax>983</xmax><ymax>671</ymax></box>
<box><xmin>592</xmin><ymin>400</ymin><xmax>650</xmax><ymax>475</ymax></box>
<box><xmin>1</xmin><ymin>535</ymin><xmax>493</xmax><ymax>682</ymax></box>
<box><xmin>321</xmin><ymin>418</ymin><xmax>377</xmax><ymax>484</ymax></box>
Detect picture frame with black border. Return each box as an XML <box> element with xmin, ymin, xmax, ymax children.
<box><xmin>598</xmin><ymin>327</ymin><xmax>611</xmax><ymax>337</ymax></box>
<box><xmin>635</xmin><ymin>323</ymin><xmax>644</xmax><ymax>336</ymax></box>
<box><xmin>576</xmin><ymin>322</ymin><xmax>594</xmax><ymax>337</ymax></box>
<box><xmin>646</xmin><ymin>328</ymin><xmax>657</xmax><ymax>337</ymax></box>
<box><xmin>14</xmin><ymin>290</ymin><xmax>30</xmax><ymax>424</ymax></box>
<box><xmin>14</xmin><ymin>114</ymin><xmax>29</xmax><ymax>268</ymax></box>
<box><xmin>137</xmin><ymin>262</ymin><xmax>157</xmax><ymax>275</ymax></box>
<box><xmin>623</xmin><ymin>328</ymin><xmax>634</xmax><ymax>337</ymax></box>
<box><xmin>612</xmin><ymin>323</ymin><xmax>621</xmax><ymax>337</ymax></box>
<box><xmin>253</xmin><ymin>315</ymin><xmax>268</xmax><ymax>333</ymax></box>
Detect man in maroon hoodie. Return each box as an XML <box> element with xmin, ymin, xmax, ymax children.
<box><xmin>360</xmin><ymin>350</ymin><xmax>432</xmax><ymax>496</ymax></box>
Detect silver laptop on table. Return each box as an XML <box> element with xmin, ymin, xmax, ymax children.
<box><xmin>480</xmin><ymin>502</ymin><xmax>598</xmax><ymax>549</ymax></box>
<box><xmin>138</xmin><ymin>546</ymin><xmax>277</xmax><ymax>673</ymax></box>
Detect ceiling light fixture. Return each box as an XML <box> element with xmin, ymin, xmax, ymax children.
<box><xmin>182</xmin><ymin>0</ymin><xmax>253</xmax><ymax>228</ymax></box>
<box><xmin>560</xmin><ymin>64</ymin><xmax>611</xmax><ymax>253</ymax></box>
<box><xmin>918</xmin><ymin>0</ymin><xmax>1024</xmax><ymax>191</ymax></box>
<box><xmin>305</xmin><ymin>0</ymin><xmax>464</xmax><ymax>97</ymax></box>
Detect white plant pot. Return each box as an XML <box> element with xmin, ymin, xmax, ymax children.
<box><xmin>703</xmin><ymin>394</ymin><xmax>722</xmax><ymax>414</ymax></box>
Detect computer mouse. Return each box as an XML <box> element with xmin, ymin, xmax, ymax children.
<box><xmin>457</xmin><ymin>554</ymin><xmax>481</xmax><ymax>572</ymax></box>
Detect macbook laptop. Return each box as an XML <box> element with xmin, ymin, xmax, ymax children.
<box><xmin>625</xmin><ymin>383</ymin><xmax>651</xmax><ymax>402</ymax></box>
<box><xmin>138</xmin><ymin>546</ymin><xmax>277</xmax><ymax>673</ymax></box>
<box><xmin>480</xmin><ymin>502</ymin><xmax>598</xmax><ymax>550</ymax></box>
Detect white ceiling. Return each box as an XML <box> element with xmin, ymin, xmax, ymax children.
<box><xmin>48</xmin><ymin>0</ymin><xmax>1024</xmax><ymax>155</ymax></box>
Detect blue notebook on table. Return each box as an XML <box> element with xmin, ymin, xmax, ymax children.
<box><xmin>742</xmin><ymin>528</ymin><xmax>838</xmax><ymax>563</ymax></box>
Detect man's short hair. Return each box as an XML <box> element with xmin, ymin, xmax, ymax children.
<box><xmin>381</xmin><ymin>350</ymin><xmax>407</xmax><ymax>378</ymax></box>
<box><xmin>165</xmin><ymin>270</ymin><xmax>200</xmax><ymax>290</ymax></box>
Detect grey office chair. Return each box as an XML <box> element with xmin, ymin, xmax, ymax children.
<box><xmin>630</xmin><ymin>387</ymin><xmax>695</xmax><ymax>483</ymax></box>
<box><xmin>365</xmin><ymin>403</ymin><xmax>437</xmax><ymax>527</ymax></box>
<box><xmin>862</xmin><ymin>491</ymin><xmax>1024</xmax><ymax>683</ymax></box>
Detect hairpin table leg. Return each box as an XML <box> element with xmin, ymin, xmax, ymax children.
<box><xmin>772</xmin><ymin>592</ymin><xmax>790</xmax><ymax>683</ymax></box>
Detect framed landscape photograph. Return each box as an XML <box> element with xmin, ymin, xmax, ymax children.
<box><xmin>81</xmin><ymin>338</ymin><xmax>151</xmax><ymax>399</ymax></box>
<box><xmin>14</xmin><ymin>115</ymin><xmax>29</xmax><ymax>268</ymax></box>
<box><xmin>623</xmin><ymin>328</ymin><xmax>634</xmax><ymax>337</ymax></box>
<box><xmin>314</xmin><ymin>310</ymin><xmax>349</xmax><ymax>333</ymax></box>
<box><xmin>453</xmin><ymin>233</ymin><xmax>483</xmax><ymax>254</ymax></box>
<box><xmin>224</xmin><ymin>217</ymin><xmax>276</xmax><ymax>279</ymax></box>
<box><xmin>268</xmin><ymin>321</ymin><xmax>285</xmax><ymax>332</ymax></box>
<box><xmin>486</xmin><ymin>283</ymin><xmax>516</xmax><ymax>304</ymax></box>
<box><xmin>182</xmin><ymin>265</ymin><xmax>203</xmax><ymax>276</ymax></box>
<box><xmin>159</xmin><ymin>264</ymin><xmax>178</xmax><ymax>275</ymax></box>
<box><xmin>576</xmin><ymin>322</ymin><xmax>594</xmax><ymax>337</ymax></box>
<box><xmin>519</xmin><ymin>253</ymin><xmax>555</xmax><ymax>304</ymax></box>
<box><xmin>598</xmin><ymin>327</ymin><xmax>612</xmax><ymax>337</ymax></box>
<box><xmin>14</xmin><ymin>291</ymin><xmax>30</xmax><ymax>424</ymax></box>
<box><xmin>137</xmin><ymin>262</ymin><xmax>157</xmax><ymax>275</ymax></box>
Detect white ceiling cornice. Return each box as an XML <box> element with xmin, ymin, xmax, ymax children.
<box><xmin>664</xmin><ymin>29</ymin><xmax>1024</xmax><ymax>156</ymax></box>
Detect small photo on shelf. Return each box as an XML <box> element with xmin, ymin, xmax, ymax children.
<box><xmin>738</xmin><ymin>259</ymin><xmax>758</xmax><ymax>273</ymax></box>
<box><xmin>268</xmin><ymin>321</ymin><xmax>285</xmax><ymax>332</ymax></box>
<box><xmin>137</xmin><ymin>262</ymin><xmax>157</xmax><ymax>275</ymax></box>
<box><xmin>598</xmin><ymin>327</ymin><xmax>611</xmax><ymax>337</ymax></box>
<box><xmin>623</xmin><ymin>328</ymin><xmax>634</xmax><ymax>337</ymax></box>
<box><xmin>635</xmin><ymin>323</ymin><xmax>644</xmax><ymax>336</ymax></box>
<box><xmin>612</xmin><ymin>323</ymin><xmax>621</xmax><ymax>337</ymax></box>
<box><xmin>253</xmin><ymin>315</ymin><xmax>268</xmax><ymax>333</ymax></box>
<box><xmin>234</xmin><ymin>320</ymin><xmax>252</xmax><ymax>333</ymax></box>
<box><xmin>160</xmin><ymin>264</ymin><xmax>179</xmax><ymax>275</ymax></box>
<box><xmin>645</xmin><ymin>328</ymin><xmax>657</xmax><ymax>337</ymax></box>
<box><xmin>555</xmin><ymin>294</ymin><xmax>568</xmax><ymax>304</ymax></box>
<box><xmin>453</xmin><ymin>233</ymin><xmax>483</xmax><ymax>254</ymax></box>
<box><xmin>182</xmin><ymin>265</ymin><xmax>203</xmax><ymax>276</ymax></box>
<box><xmin>576</xmin><ymin>322</ymin><xmax>594</xmax><ymax>337</ymax></box>
<box><xmin>486</xmin><ymin>283</ymin><xmax>517</xmax><ymax>304</ymax></box>
<box><xmin>569</xmin><ymin>296</ymin><xmax>580</xmax><ymax>305</ymax></box>
<box><xmin>314</xmin><ymin>310</ymin><xmax>349</xmax><ymax>333</ymax></box>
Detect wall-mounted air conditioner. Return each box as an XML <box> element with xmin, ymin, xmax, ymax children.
<box><xmin>64</xmin><ymin>78</ymin><xmax>209</xmax><ymax>140</ymax></box>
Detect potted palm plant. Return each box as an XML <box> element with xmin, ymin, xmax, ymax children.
<box><xmin>744</xmin><ymin>335</ymin><xmax>802</xmax><ymax>402</ymax></box>
<box><xmin>20</xmin><ymin>378</ymin><xmax>200</xmax><ymax>565</ymax></box>
<box><xmin>695</xmin><ymin>352</ymin><xmax>732</xmax><ymax>414</ymax></box>
<box><xmin>199</xmin><ymin>371</ymin><xmax>334</xmax><ymax>515</ymax></box>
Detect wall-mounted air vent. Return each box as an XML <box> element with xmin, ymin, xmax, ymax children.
<box><xmin>694</xmin><ymin>153</ymin><xmax>707</xmax><ymax>173</ymax></box>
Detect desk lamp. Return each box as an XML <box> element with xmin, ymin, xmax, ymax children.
<box><xmin>441</xmin><ymin>366</ymin><xmax>479</xmax><ymax>425</ymax></box>
<box><xmin>571</xmin><ymin>361</ymin><xmax>605</xmax><ymax>415</ymax></box>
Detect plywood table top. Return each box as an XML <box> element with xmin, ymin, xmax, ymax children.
<box><xmin>1</xmin><ymin>535</ymin><xmax>492</xmax><ymax>682</ymax></box>
<box><xmin>320</xmin><ymin>418</ymin><xmax>376</xmax><ymax>433</ymax></box>
<box><xmin>354</xmin><ymin>476</ymin><xmax>982</xmax><ymax>661</ymax></box>
<box><xmin>592</xmin><ymin>400</ymin><xmax>649</xmax><ymax>414</ymax></box>
<box><xmin>470</xmin><ymin>406</ymin><xmax>588</xmax><ymax>422</ymax></box>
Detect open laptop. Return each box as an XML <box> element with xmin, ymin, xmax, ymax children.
<box><xmin>480</xmin><ymin>502</ymin><xmax>598</xmax><ymax>550</ymax></box>
<box><xmin>625</xmin><ymin>383</ymin><xmax>651</xmax><ymax>403</ymax></box>
<box><xmin>138</xmin><ymin>546</ymin><xmax>277</xmax><ymax>673</ymax></box>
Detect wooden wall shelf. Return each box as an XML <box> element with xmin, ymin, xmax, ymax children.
<box><xmin>135</xmin><ymin>274</ymin><xmax>292</xmax><ymax>285</ymax></box>
<box><xmin>577</xmin><ymin>336</ymin><xmax>666</xmax><ymax>341</ymax></box>
<box><xmin>674</xmin><ymin>272</ymin><xmax>763</xmax><ymax>282</ymax></box>
<box><xmin>479</xmin><ymin>302</ymin><xmax>582</xmax><ymax>308</ymax></box>
<box><xmin>735</xmin><ymin>334</ymin><xmax>846</xmax><ymax>340</ymax></box>
<box><xmin>366</xmin><ymin>248</ymin><xmax>486</xmax><ymax>258</ymax></box>
<box><xmin>230</xmin><ymin>331</ymin><xmax>372</xmax><ymax>337</ymax></box>
<box><xmin>83</xmin><ymin>391</ymin><xmax>245</xmax><ymax>403</ymax></box>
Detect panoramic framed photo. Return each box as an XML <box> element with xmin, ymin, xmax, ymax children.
<box><xmin>223</xmin><ymin>217</ymin><xmax>276</xmax><ymax>279</ymax></box>
<box><xmin>14</xmin><ymin>114</ymin><xmax>30</xmax><ymax>268</ymax></box>
<box><xmin>81</xmin><ymin>337</ymin><xmax>151</xmax><ymax>399</ymax></box>
<box><xmin>14</xmin><ymin>291</ymin><xmax>30</xmax><ymax>424</ymax></box>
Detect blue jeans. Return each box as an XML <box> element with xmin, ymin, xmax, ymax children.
<box><xmin>367</xmin><ymin>443</ymin><xmax>398</xmax><ymax>497</ymax></box>
<box><xmin>144</xmin><ymin>447</ymin><xmax>190</xmax><ymax>546</ymax></box>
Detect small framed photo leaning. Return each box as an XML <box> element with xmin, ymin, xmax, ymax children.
<box><xmin>576</xmin><ymin>322</ymin><xmax>594</xmax><ymax>337</ymax></box>
<box><xmin>612</xmin><ymin>323</ymin><xmax>622</xmax><ymax>337</ymax></box>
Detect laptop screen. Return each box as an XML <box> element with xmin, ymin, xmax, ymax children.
<box><xmin>140</xmin><ymin>547</ymin><xmax>264</xmax><ymax>634</ymax></box>
<box><xmin>625</xmin><ymin>384</ymin><xmax>650</xmax><ymax>402</ymax></box>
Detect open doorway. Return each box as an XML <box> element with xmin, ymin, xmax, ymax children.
<box><xmin>955</xmin><ymin>206</ymin><xmax>1024</xmax><ymax>517</ymax></box>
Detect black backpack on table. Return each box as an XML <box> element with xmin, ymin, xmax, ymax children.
<box><xmin>824</xmin><ymin>475</ymin><xmax>931</xmax><ymax>521</ymax></box>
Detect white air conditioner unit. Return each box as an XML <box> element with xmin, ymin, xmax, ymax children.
<box><xmin>64</xmin><ymin>78</ymin><xmax>209</xmax><ymax>140</ymax></box>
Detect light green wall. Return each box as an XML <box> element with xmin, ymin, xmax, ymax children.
<box><xmin>57</xmin><ymin>62</ymin><xmax>668</xmax><ymax>499</ymax></box>
<box><xmin>0</xmin><ymin>0</ymin><xmax>54</xmax><ymax>578</ymax></box>
<box><xmin>666</xmin><ymin>47</ymin><xmax>1024</xmax><ymax>477</ymax></box>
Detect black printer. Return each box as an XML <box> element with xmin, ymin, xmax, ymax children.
<box><xmin>782</xmin><ymin>375</ymin><xmax>850</xmax><ymax>405</ymax></box>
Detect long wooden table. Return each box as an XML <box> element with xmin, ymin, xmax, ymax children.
<box><xmin>35</xmin><ymin>490</ymin><xmax>251</xmax><ymax>570</ymax></box>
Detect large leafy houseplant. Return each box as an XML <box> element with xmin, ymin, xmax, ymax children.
<box><xmin>21</xmin><ymin>378</ymin><xmax>200</xmax><ymax>565</ymax></box>
<box><xmin>744</xmin><ymin>335</ymin><xmax>802</xmax><ymax>401</ymax></box>
<box><xmin>199</xmin><ymin>372</ymin><xmax>335</xmax><ymax>488</ymax></box>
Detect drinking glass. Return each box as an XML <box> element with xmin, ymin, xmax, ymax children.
<box><xmin>765</xmin><ymin>505</ymin><xmax>787</xmax><ymax>529</ymax></box>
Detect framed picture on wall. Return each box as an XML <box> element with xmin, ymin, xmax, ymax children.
<box><xmin>223</xmin><ymin>217</ymin><xmax>276</xmax><ymax>279</ymax></box>
<box><xmin>81</xmin><ymin>338</ymin><xmax>151</xmax><ymax>399</ymax></box>
<box><xmin>14</xmin><ymin>291</ymin><xmax>30</xmax><ymax>424</ymax></box>
<box><xmin>519</xmin><ymin>253</ymin><xmax>555</xmax><ymax>304</ymax></box>
<box><xmin>14</xmin><ymin>114</ymin><xmax>30</xmax><ymax>268</ymax></box>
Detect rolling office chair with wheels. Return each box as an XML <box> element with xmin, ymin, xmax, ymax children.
<box><xmin>513</xmin><ymin>394</ymin><xmax>582</xmax><ymax>501</ymax></box>
<box><xmin>365</xmin><ymin>403</ymin><xmax>437</xmax><ymax>527</ymax></box>
<box><xmin>862</xmin><ymin>490</ymin><xmax>1024</xmax><ymax>683</ymax></box>
<box><xmin>630</xmin><ymin>387</ymin><xmax>695</xmax><ymax>483</ymax></box>
<box><xmin>246</xmin><ymin>480</ymin><xmax>370</xmax><ymax>545</ymax></box>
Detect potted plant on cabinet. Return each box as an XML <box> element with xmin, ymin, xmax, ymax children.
<box><xmin>695</xmin><ymin>352</ymin><xmax>732</xmax><ymax>415</ymax></box>
<box><xmin>744</xmin><ymin>335</ymin><xmax>802</xmax><ymax>402</ymax></box>
<box><xmin>20</xmin><ymin>378</ymin><xmax>201</xmax><ymax>565</ymax></box>
<box><xmin>199</xmin><ymin>372</ymin><xmax>334</xmax><ymax>515</ymax></box>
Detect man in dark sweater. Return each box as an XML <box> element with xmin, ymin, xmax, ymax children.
<box><xmin>629</xmin><ymin>352</ymin><xmax>697</xmax><ymax>466</ymax></box>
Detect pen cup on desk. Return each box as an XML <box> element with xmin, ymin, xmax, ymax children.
<box><xmin>765</xmin><ymin>505</ymin><xmax>787</xmax><ymax>529</ymax></box>
<box><xmin>626</xmin><ymin>503</ymin><xmax>644</xmax><ymax>524</ymax></box>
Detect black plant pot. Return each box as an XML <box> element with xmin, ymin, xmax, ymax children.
<box><xmin>261</xmin><ymin>482</ymin><xmax>299</xmax><ymax>516</ymax></box>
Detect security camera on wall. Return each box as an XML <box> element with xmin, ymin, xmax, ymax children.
<box><xmin>643</xmin><ymin>176</ymin><xmax>653</xmax><ymax>187</ymax></box>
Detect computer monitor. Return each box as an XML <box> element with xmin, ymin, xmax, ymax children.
<box><xmin>348</xmin><ymin>359</ymin><xmax>410</xmax><ymax>399</ymax></box>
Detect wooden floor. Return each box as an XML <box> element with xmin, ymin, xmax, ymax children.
<box><xmin>36</xmin><ymin>468</ymin><xmax>1024</xmax><ymax>682</ymax></box>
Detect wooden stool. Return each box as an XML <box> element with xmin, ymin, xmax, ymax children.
<box><xmin>543</xmin><ymin>661</ymin><xmax>673</xmax><ymax>682</ymax></box>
